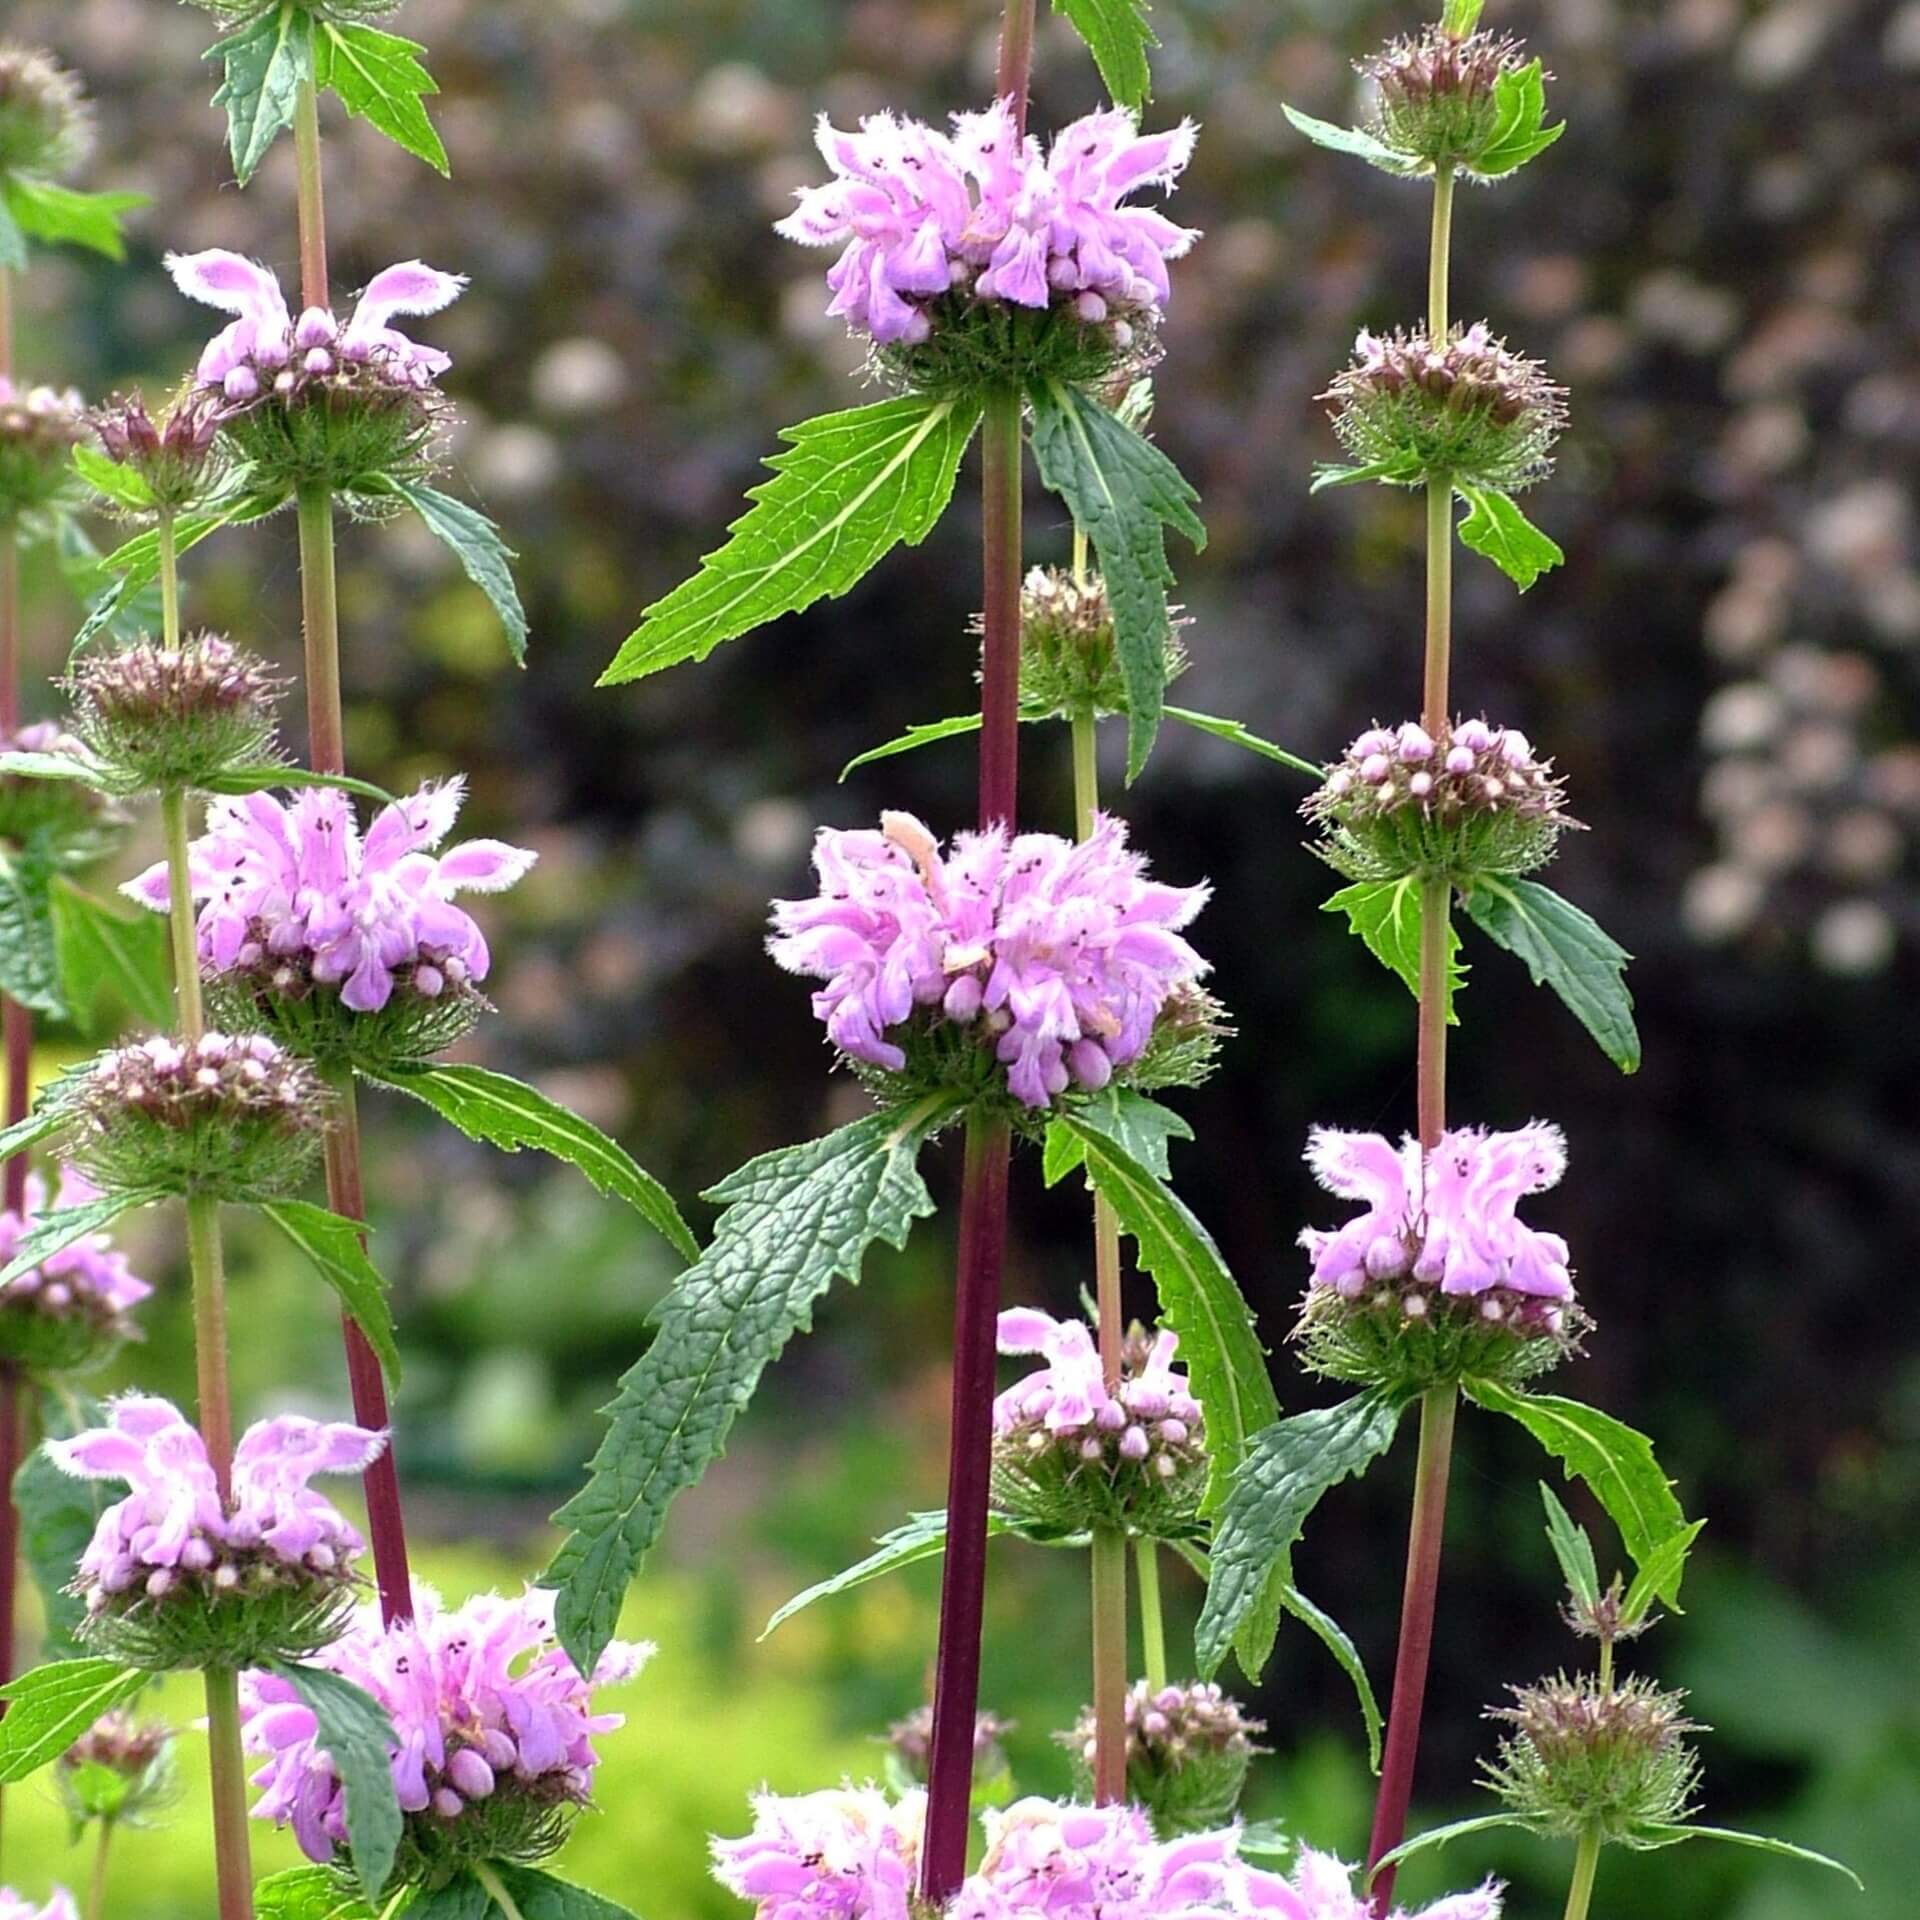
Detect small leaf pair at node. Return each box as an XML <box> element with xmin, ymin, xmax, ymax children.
<box><xmin>1060</xmin><ymin>1680</ymin><xmax>1264</xmax><ymax>1838</ymax></box>
<box><xmin>0</xmin><ymin>1166</ymin><xmax>152</xmax><ymax>1378</ymax></box>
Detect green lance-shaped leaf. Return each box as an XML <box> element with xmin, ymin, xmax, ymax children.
<box><xmin>1279</xmin><ymin>1581</ymin><xmax>1384</xmax><ymax>1773</ymax></box>
<box><xmin>72</xmin><ymin>445</ymin><xmax>157</xmax><ymax>514</ymax></box>
<box><xmin>1370</xmin><ymin>1813</ymin><xmax>1543</xmax><ymax>1880</ymax></box>
<box><xmin>13</xmin><ymin>1392</ymin><xmax>111</xmax><ymax>1659</ymax></box>
<box><xmin>1539</xmin><ymin>1482</ymin><xmax>1602</xmax><ymax>1612</ymax></box>
<box><xmin>1470</xmin><ymin>59</ymin><xmax>1565</xmax><ymax>180</ymax></box>
<box><xmin>0</xmin><ymin>1189</ymin><xmax>165</xmax><ymax>1293</ymax></box>
<box><xmin>543</xmin><ymin>1095</ymin><xmax>959</xmax><ymax>1673</ymax></box>
<box><xmin>314</xmin><ymin>21</ymin><xmax>449</xmax><ymax>175</ymax></box>
<box><xmin>1456</xmin><ymin>483</ymin><xmax>1563</xmax><ymax>590</ymax></box>
<box><xmin>408</xmin><ymin>1885</ymin><xmax>493</xmax><ymax>1920</ymax></box>
<box><xmin>50</xmin><ymin>876</ymin><xmax>176</xmax><ymax>1036</ymax></box>
<box><xmin>1460</xmin><ymin>876</ymin><xmax>1639</xmax><ymax>1073</ymax></box>
<box><xmin>1465</xmin><ymin>1379</ymin><xmax>1693</xmax><ymax>1608</ymax></box>
<box><xmin>1027</xmin><ymin>378</ymin><xmax>1205</xmax><ymax>782</ymax></box>
<box><xmin>264</xmin><ymin>1661</ymin><xmax>402</xmax><ymax>1904</ymax></box>
<box><xmin>0</xmin><ymin>846</ymin><xmax>67</xmax><ymax>1021</ymax></box>
<box><xmin>384</xmin><ymin>480</ymin><xmax>529</xmax><ymax>664</ymax></box>
<box><xmin>1620</xmin><ymin>1518</ymin><xmax>1707</xmax><ymax>1626</ymax></box>
<box><xmin>210</xmin><ymin>3</ymin><xmax>314</xmax><ymax>187</ymax></box>
<box><xmin>259</xmin><ymin>1200</ymin><xmax>402</xmax><ymax>1390</ymax></box>
<box><xmin>2</xmin><ymin>180</ymin><xmax>147</xmax><ymax>263</ymax></box>
<box><xmin>0</xmin><ymin>1659</ymin><xmax>149</xmax><ymax>1783</ymax></box>
<box><xmin>417</xmin><ymin>1869</ymin><xmax>643</xmax><ymax>1920</ymax></box>
<box><xmin>366</xmin><ymin>1062</ymin><xmax>696</xmax><ymax>1263</ymax></box>
<box><xmin>1055</xmin><ymin>0</ymin><xmax>1158</xmax><ymax>110</ymax></box>
<box><xmin>0</xmin><ymin>1102</ymin><xmax>70</xmax><ymax>1169</ymax></box>
<box><xmin>601</xmin><ymin>394</ymin><xmax>983</xmax><ymax>688</ymax></box>
<box><xmin>1281</xmin><ymin>106</ymin><xmax>1422</xmax><ymax>179</ymax></box>
<box><xmin>1195</xmin><ymin>1392</ymin><xmax>1405</xmax><ymax>1680</ymax></box>
<box><xmin>1625</xmin><ymin>1824</ymin><xmax>1862</xmax><ymax>1887</ymax></box>
<box><xmin>201</xmin><ymin>764</ymin><xmax>396</xmax><ymax>803</ymax></box>
<box><xmin>1046</xmin><ymin>1105</ymin><xmax>1275</xmax><ymax>1513</ymax></box>
<box><xmin>1164</xmin><ymin>708</ymin><xmax>1324</xmax><ymax>778</ymax></box>
<box><xmin>1324</xmin><ymin>877</ymin><xmax>1466</xmax><ymax>1022</ymax></box>
<box><xmin>254</xmin><ymin>1866</ymin><xmax>383</xmax><ymax>1920</ymax></box>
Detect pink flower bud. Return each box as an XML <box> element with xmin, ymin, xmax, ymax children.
<box><xmin>446</xmin><ymin>1748</ymin><xmax>496</xmax><ymax>1800</ymax></box>
<box><xmin>1119</xmin><ymin>1426</ymin><xmax>1150</xmax><ymax>1461</ymax></box>
<box><xmin>431</xmin><ymin>1788</ymin><xmax>464</xmax><ymax>1819</ymax></box>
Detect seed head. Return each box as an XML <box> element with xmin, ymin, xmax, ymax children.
<box><xmin>1361</xmin><ymin>25</ymin><xmax>1538</xmax><ymax>175</ymax></box>
<box><xmin>1062</xmin><ymin>1680</ymin><xmax>1264</xmax><ymax>1836</ymax></box>
<box><xmin>997</xmin><ymin>565</ymin><xmax>1189</xmax><ymax>721</ymax></box>
<box><xmin>885</xmin><ymin>1705</ymin><xmax>1014</xmax><ymax>1790</ymax></box>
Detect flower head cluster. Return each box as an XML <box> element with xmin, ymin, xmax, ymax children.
<box><xmin>90</xmin><ymin>392</ymin><xmax>224</xmax><ymax>517</ymax></box>
<box><xmin>991</xmin><ymin>1310</ymin><xmax>1207</xmax><ymax>1536</ymax></box>
<box><xmin>130</xmin><ymin>780</ymin><xmax>535</xmax><ymax>1067</ymax></box>
<box><xmin>0</xmin><ymin>719</ymin><xmax>112</xmax><ymax>853</ymax></box>
<box><xmin>1062</xmin><ymin>1681</ymin><xmax>1263</xmax><ymax>1836</ymax></box>
<box><xmin>777</xmin><ymin>100</ymin><xmax>1197</xmax><ymax>387</ymax></box>
<box><xmin>244</xmin><ymin>1586</ymin><xmax>650</xmax><ymax>1884</ymax></box>
<box><xmin>1484</xmin><ymin>1673</ymin><xmax>1701</xmax><ymax>1841</ymax></box>
<box><xmin>1360</xmin><ymin>23</ymin><xmax>1535</xmax><ymax>175</ymax></box>
<box><xmin>49</xmin><ymin>1395</ymin><xmax>382</xmax><ymax>1668</ymax></box>
<box><xmin>999</xmin><ymin>566</ymin><xmax>1187</xmax><ymax>722</ymax></box>
<box><xmin>187</xmin><ymin>0</ymin><xmax>403</xmax><ymax>19</ymax></box>
<box><xmin>0</xmin><ymin>1893</ymin><xmax>77</xmax><ymax>1920</ymax></box>
<box><xmin>58</xmin><ymin>1711</ymin><xmax>178</xmax><ymax>1828</ymax></box>
<box><xmin>0</xmin><ymin>45</ymin><xmax>92</xmax><ymax>180</ymax></box>
<box><xmin>0</xmin><ymin>1167</ymin><xmax>151</xmax><ymax>1374</ymax></box>
<box><xmin>715</xmin><ymin>1791</ymin><xmax>1501</xmax><ymax>1920</ymax></box>
<box><xmin>0</xmin><ymin>375</ymin><xmax>86</xmax><ymax>523</ymax></box>
<box><xmin>65</xmin><ymin>1031</ymin><xmax>331</xmax><ymax>1202</ymax></box>
<box><xmin>885</xmin><ymin>1706</ymin><xmax>1014</xmax><ymax>1792</ymax></box>
<box><xmin>1305</xmin><ymin>717</ymin><xmax>1572</xmax><ymax>883</ymax></box>
<box><xmin>770</xmin><ymin>811</ymin><xmax>1210</xmax><ymax>1113</ymax></box>
<box><xmin>1297</xmin><ymin>1124</ymin><xmax>1580</xmax><ymax>1390</ymax></box>
<box><xmin>1325</xmin><ymin>324</ymin><xmax>1564</xmax><ymax>494</ymax></box>
<box><xmin>69</xmin><ymin>632</ymin><xmax>284</xmax><ymax>793</ymax></box>
<box><xmin>168</xmin><ymin>251</ymin><xmax>465</xmax><ymax>493</ymax></box>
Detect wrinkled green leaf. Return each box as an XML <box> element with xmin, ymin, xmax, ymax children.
<box><xmin>368</xmin><ymin>1062</ymin><xmax>696</xmax><ymax>1263</ymax></box>
<box><xmin>1626</xmin><ymin>1823</ymin><xmax>1861</xmax><ymax>1886</ymax></box>
<box><xmin>50</xmin><ymin>876</ymin><xmax>175</xmax><ymax>1036</ymax></box>
<box><xmin>210</xmin><ymin>3</ymin><xmax>313</xmax><ymax>186</ymax></box>
<box><xmin>259</xmin><ymin>1200</ymin><xmax>401</xmax><ymax>1390</ymax></box>
<box><xmin>1043</xmin><ymin>1088</ymin><xmax>1191</xmax><ymax>1186</ymax></box>
<box><xmin>1027</xmin><ymin>378</ymin><xmax>1205</xmax><ymax>781</ymax></box>
<box><xmin>56</xmin><ymin>520</ymin><xmax>161</xmax><ymax>646</ymax></box>
<box><xmin>1471</xmin><ymin>59</ymin><xmax>1565</xmax><ymax>180</ymax></box>
<box><xmin>1324</xmin><ymin>877</ymin><xmax>1464</xmax><ymax>1022</ymax></box>
<box><xmin>475</xmin><ymin>1868</ymin><xmax>642</xmax><ymax>1919</ymax></box>
<box><xmin>544</xmin><ymin>1096</ymin><xmax>959</xmax><ymax>1673</ymax></box>
<box><xmin>1456</xmin><ymin>483</ymin><xmax>1563</xmax><ymax>590</ymax></box>
<box><xmin>385</xmin><ymin>480</ymin><xmax>528</xmax><ymax>664</ymax></box>
<box><xmin>1196</xmin><ymin>1393</ymin><xmax>1405</xmax><ymax>1680</ymax></box>
<box><xmin>1281</xmin><ymin>106</ymin><xmax>1421</xmax><ymax>177</ymax></box>
<box><xmin>0</xmin><ymin>1189</ymin><xmax>163</xmax><ymax>1294</ymax></box>
<box><xmin>254</xmin><ymin>1866</ymin><xmax>382</xmax><ymax>1920</ymax></box>
<box><xmin>1056</xmin><ymin>0</ymin><xmax>1158</xmax><ymax>109</ymax></box>
<box><xmin>2</xmin><ymin>180</ymin><xmax>146</xmax><ymax>262</ymax></box>
<box><xmin>1163</xmin><ymin>708</ymin><xmax>1323</xmax><ymax>777</ymax></box>
<box><xmin>1621</xmin><ymin>1519</ymin><xmax>1707</xmax><ymax>1625</ymax></box>
<box><xmin>0</xmin><ymin>846</ymin><xmax>66</xmax><ymax>1020</ymax></box>
<box><xmin>602</xmin><ymin>395</ymin><xmax>981</xmax><ymax>687</ymax></box>
<box><xmin>265</xmin><ymin>1662</ymin><xmax>401</xmax><ymax>1903</ymax></box>
<box><xmin>1539</xmin><ymin>1482</ymin><xmax>1601</xmax><ymax>1612</ymax></box>
<box><xmin>1460</xmin><ymin>876</ymin><xmax>1639</xmax><ymax>1072</ymax></box>
<box><xmin>13</xmin><ymin>1391</ymin><xmax>110</xmax><ymax>1658</ymax></box>
<box><xmin>1466</xmin><ymin>1380</ymin><xmax>1692</xmax><ymax>1608</ymax></box>
<box><xmin>72</xmin><ymin>445</ymin><xmax>156</xmax><ymax>512</ymax></box>
<box><xmin>0</xmin><ymin>1103</ymin><xmax>69</xmax><ymax>1169</ymax></box>
<box><xmin>315</xmin><ymin>21</ymin><xmax>448</xmax><ymax>174</ymax></box>
<box><xmin>0</xmin><ymin>1659</ymin><xmax>147</xmax><ymax>1783</ymax></box>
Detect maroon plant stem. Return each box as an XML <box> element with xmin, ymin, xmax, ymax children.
<box><xmin>978</xmin><ymin>384</ymin><xmax>1024</xmax><ymax>832</ymax></box>
<box><xmin>920</xmin><ymin>1110</ymin><xmax>1013</xmax><ymax>1900</ymax></box>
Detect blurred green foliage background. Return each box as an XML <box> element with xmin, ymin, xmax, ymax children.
<box><xmin>1</xmin><ymin>0</ymin><xmax>1915</xmax><ymax>1913</ymax></box>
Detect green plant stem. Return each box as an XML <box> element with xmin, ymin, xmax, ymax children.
<box><xmin>186</xmin><ymin>1192</ymin><xmax>234</xmax><ymax>1494</ymax></box>
<box><xmin>474</xmin><ymin>1862</ymin><xmax>530</xmax><ymax>1920</ymax></box>
<box><xmin>1091</xmin><ymin>1525</ymin><xmax>1129</xmax><ymax>1804</ymax></box>
<box><xmin>162</xmin><ymin>788</ymin><xmax>205</xmax><ymax>1038</ymax></box>
<box><xmin>1598</xmin><ymin>1636</ymin><xmax>1614</xmax><ymax>1693</ymax></box>
<box><xmin>295</xmin><ymin>485</ymin><xmax>346</xmax><ymax>778</ymax></box>
<box><xmin>203</xmin><ymin>1667</ymin><xmax>255</xmax><ymax>1920</ymax></box>
<box><xmin>85</xmin><ymin>1818</ymin><xmax>113</xmax><ymax>1920</ymax></box>
<box><xmin>158</xmin><ymin>510</ymin><xmax>181</xmax><ymax>649</ymax></box>
<box><xmin>1428</xmin><ymin>166</ymin><xmax>1455</xmax><ymax>339</ymax></box>
<box><xmin>1366</xmin><ymin>1382</ymin><xmax>1459</xmax><ymax>1914</ymax></box>
<box><xmin>293</xmin><ymin>80</ymin><xmax>330</xmax><ymax>312</ymax></box>
<box><xmin>997</xmin><ymin>0</ymin><xmax>1040</xmax><ymax>136</ymax></box>
<box><xmin>1562</xmin><ymin>1826</ymin><xmax>1603</xmax><ymax>1920</ymax></box>
<box><xmin>1135</xmin><ymin>1536</ymin><xmax>1167</xmax><ymax>1692</ymax></box>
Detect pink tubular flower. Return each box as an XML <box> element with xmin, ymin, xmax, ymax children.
<box><xmin>243</xmin><ymin>1586</ymin><xmax>649</xmax><ymax>1867</ymax></box>
<box><xmin>0</xmin><ymin>1893</ymin><xmax>79</xmax><ymax>1920</ymax></box>
<box><xmin>995</xmin><ymin>1308</ymin><xmax>1201</xmax><ymax>1459</ymax></box>
<box><xmin>1300</xmin><ymin>1123</ymin><xmax>1574</xmax><ymax>1304</ymax></box>
<box><xmin>125</xmin><ymin>778</ymin><xmax>536</xmax><ymax>1014</ymax></box>
<box><xmin>712</xmin><ymin>1786</ymin><xmax>925</xmax><ymax>1920</ymax></box>
<box><xmin>769</xmin><ymin>811</ymin><xmax>1208</xmax><ymax>1109</ymax></box>
<box><xmin>0</xmin><ymin>1166</ymin><xmax>150</xmax><ymax>1320</ymax></box>
<box><xmin>48</xmin><ymin>1396</ymin><xmax>382</xmax><ymax>1611</ymax></box>
<box><xmin>165</xmin><ymin>250</ymin><xmax>466</xmax><ymax>405</ymax></box>
<box><xmin>1254</xmin><ymin>1849</ymin><xmax>1502</xmax><ymax>1920</ymax></box>
<box><xmin>775</xmin><ymin>99</ymin><xmax>1198</xmax><ymax>345</ymax></box>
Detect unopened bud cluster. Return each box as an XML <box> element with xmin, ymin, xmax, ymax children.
<box><xmin>886</xmin><ymin>1704</ymin><xmax>1014</xmax><ymax>1791</ymax></box>
<box><xmin>1361</xmin><ymin>24</ymin><xmax>1533</xmax><ymax>175</ymax></box>
<box><xmin>68</xmin><ymin>633</ymin><xmax>283</xmax><ymax>792</ymax></box>
<box><xmin>1064</xmin><ymin>1681</ymin><xmax>1264</xmax><ymax>1835</ymax></box>
<box><xmin>0</xmin><ymin>375</ymin><xmax>86</xmax><ymax>523</ymax></box>
<box><xmin>59</xmin><ymin>1712</ymin><xmax>177</xmax><ymax>1828</ymax></box>
<box><xmin>66</xmin><ymin>1032</ymin><xmax>330</xmax><ymax>1202</ymax></box>
<box><xmin>1326</xmin><ymin>323</ymin><xmax>1564</xmax><ymax>493</ymax></box>
<box><xmin>1484</xmin><ymin>1673</ymin><xmax>1702</xmax><ymax>1842</ymax></box>
<box><xmin>0</xmin><ymin>719</ymin><xmax>112</xmax><ymax>853</ymax></box>
<box><xmin>91</xmin><ymin>394</ymin><xmax>224</xmax><ymax>517</ymax></box>
<box><xmin>0</xmin><ymin>46</ymin><xmax>93</xmax><ymax>181</ymax></box>
<box><xmin>0</xmin><ymin>1169</ymin><xmax>151</xmax><ymax>1376</ymax></box>
<box><xmin>991</xmin><ymin>1311</ymin><xmax>1209</xmax><ymax>1539</ymax></box>
<box><xmin>1306</xmin><ymin>717</ymin><xmax>1572</xmax><ymax>883</ymax></box>
<box><xmin>1001</xmin><ymin>566</ymin><xmax>1187</xmax><ymax>720</ymax></box>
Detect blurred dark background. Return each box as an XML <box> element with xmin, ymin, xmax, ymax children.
<box><xmin>3</xmin><ymin>0</ymin><xmax>1916</xmax><ymax>1913</ymax></box>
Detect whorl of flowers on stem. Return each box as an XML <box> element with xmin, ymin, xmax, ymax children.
<box><xmin>776</xmin><ymin>100</ymin><xmax>1198</xmax><ymax>393</ymax></box>
<box><xmin>1295</xmin><ymin>1123</ymin><xmax>1582</xmax><ymax>1392</ymax></box>
<box><xmin>242</xmin><ymin>1586</ymin><xmax>650</xmax><ymax>1889</ymax></box>
<box><xmin>127</xmin><ymin>779</ymin><xmax>536</xmax><ymax>1069</ymax></box>
<box><xmin>63</xmin><ymin>1031</ymin><xmax>332</xmax><ymax>1203</ymax></box>
<box><xmin>769</xmin><ymin>811</ymin><xmax>1211</xmax><ymax>1117</ymax></box>
<box><xmin>994</xmin><ymin>566</ymin><xmax>1188</xmax><ymax>722</ymax></box>
<box><xmin>0</xmin><ymin>1167</ymin><xmax>151</xmax><ymax>1375</ymax></box>
<box><xmin>58</xmin><ymin>1711</ymin><xmax>179</xmax><ymax>1828</ymax></box>
<box><xmin>0</xmin><ymin>719</ymin><xmax>116</xmax><ymax>856</ymax></box>
<box><xmin>0</xmin><ymin>375</ymin><xmax>86</xmax><ymax>524</ymax></box>
<box><xmin>167</xmin><ymin>251</ymin><xmax>465</xmax><ymax>499</ymax></box>
<box><xmin>885</xmin><ymin>1705</ymin><xmax>1015</xmax><ymax>1794</ymax></box>
<box><xmin>90</xmin><ymin>392</ymin><xmax>225</xmax><ymax>518</ymax></box>
<box><xmin>48</xmin><ymin>1394</ymin><xmax>383</xmax><ymax>1670</ymax></box>
<box><xmin>990</xmin><ymin>1310</ymin><xmax>1207</xmax><ymax>1539</ymax></box>
<box><xmin>67</xmin><ymin>632</ymin><xmax>284</xmax><ymax>794</ymax></box>
<box><xmin>1304</xmin><ymin>717</ymin><xmax>1573</xmax><ymax>883</ymax></box>
<box><xmin>1359</xmin><ymin>23</ymin><xmax>1535</xmax><ymax>177</ymax></box>
<box><xmin>0</xmin><ymin>1893</ymin><xmax>78</xmax><ymax>1920</ymax></box>
<box><xmin>1483</xmin><ymin>1672</ymin><xmax>1702</xmax><ymax>1842</ymax></box>
<box><xmin>0</xmin><ymin>46</ymin><xmax>93</xmax><ymax>181</ymax></box>
<box><xmin>1061</xmin><ymin>1680</ymin><xmax>1264</xmax><ymax>1837</ymax></box>
<box><xmin>1324</xmin><ymin>324</ymin><xmax>1564</xmax><ymax>494</ymax></box>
